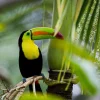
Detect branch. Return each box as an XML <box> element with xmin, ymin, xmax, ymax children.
<box><xmin>1</xmin><ymin>73</ymin><xmax>77</xmax><ymax>100</ymax></box>
<box><xmin>1</xmin><ymin>76</ymin><xmax>43</xmax><ymax>100</ymax></box>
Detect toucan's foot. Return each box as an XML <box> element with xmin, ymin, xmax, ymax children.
<box><xmin>22</xmin><ymin>77</ymin><xmax>26</xmax><ymax>83</ymax></box>
<box><xmin>40</xmin><ymin>73</ymin><xmax>45</xmax><ymax>78</ymax></box>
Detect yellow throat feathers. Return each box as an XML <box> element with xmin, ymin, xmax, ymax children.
<box><xmin>22</xmin><ymin>40</ymin><xmax>39</xmax><ymax>60</ymax></box>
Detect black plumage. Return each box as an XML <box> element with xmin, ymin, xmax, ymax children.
<box><xmin>19</xmin><ymin>47</ymin><xmax>42</xmax><ymax>78</ymax></box>
<box><xmin>18</xmin><ymin>31</ymin><xmax>42</xmax><ymax>92</ymax></box>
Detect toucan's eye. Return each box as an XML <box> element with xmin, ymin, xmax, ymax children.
<box><xmin>26</xmin><ymin>32</ymin><xmax>30</xmax><ymax>36</ymax></box>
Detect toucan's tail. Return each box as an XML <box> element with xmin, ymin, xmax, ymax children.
<box><xmin>29</xmin><ymin>84</ymin><xmax>33</xmax><ymax>92</ymax></box>
<box><xmin>29</xmin><ymin>83</ymin><xmax>42</xmax><ymax>93</ymax></box>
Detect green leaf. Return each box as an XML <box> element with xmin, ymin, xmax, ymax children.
<box><xmin>92</xmin><ymin>0</ymin><xmax>100</xmax><ymax>57</ymax></box>
<box><xmin>71</xmin><ymin>57</ymin><xmax>100</xmax><ymax>95</ymax></box>
<box><xmin>19</xmin><ymin>93</ymin><xmax>63</xmax><ymax>100</ymax></box>
<box><xmin>76</xmin><ymin>0</ymin><xmax>93</xmax><ymax>43</ymax></box>
<box><xmin>48</xmin><ymin>40</ymin><xmax>96</xmax><ymax>70</ymax></box>
<box><xmin>76</xmin><ymin>0</ymin><xmax>100</xmax><ymax>60</ymax></box>
<box><xmin>84</xmin><ymin>0</ymin><xmax>97</xmax><ymax>46</ymax></box>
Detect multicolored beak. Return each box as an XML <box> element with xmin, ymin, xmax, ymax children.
<box><xmin>30</xmin><ymin>27</ymin><xmax>64</xmax><ymax>40</ymax></box>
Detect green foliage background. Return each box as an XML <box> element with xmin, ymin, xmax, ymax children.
<box><xmin>0</xmin><ymin>0</ymin><xmax>100</xmax><ymax>99</ymax></box>
<box><xmin>0</xmin><ymin>0</ymin><xmax>52</xmax><ymax>87</ymax></box>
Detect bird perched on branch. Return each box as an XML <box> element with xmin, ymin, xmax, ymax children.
<box><xmin>18</xmin><ymin>27</ymin><xmax>63</xmax><ymax>93</ymax></box>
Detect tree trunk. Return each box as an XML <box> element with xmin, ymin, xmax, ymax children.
<box><xmin>47</xmin><ymin>70</ymin><xmax>73</xmax><ymax>100</ymax></box>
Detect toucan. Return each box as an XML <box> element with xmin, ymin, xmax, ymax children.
<box><xmin>18</xmin><ymin>27</ymin><xmax>63</xmax><ymax>93</ymax></box>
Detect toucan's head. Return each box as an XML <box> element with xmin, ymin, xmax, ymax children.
<box><xmin>18</xmin><ymin>27</ymin><xmax>63</xmax><ymax>47</ymax></box>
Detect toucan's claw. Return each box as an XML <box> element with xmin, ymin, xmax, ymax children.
<box><xmin>40</xmin><ymin>73</ymin><xmax>45</xmax><ymax>78</ymax></box>
<box><xmin>23</xmin><ymin>77</ymin><xmax>26</xmax><ymax>83</ymax></box>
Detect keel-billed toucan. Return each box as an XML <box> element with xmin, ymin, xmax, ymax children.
<box><xmin>18</xmin><ymin>27</ymin><xmax>63</xmax><ymax>92</ymax></box>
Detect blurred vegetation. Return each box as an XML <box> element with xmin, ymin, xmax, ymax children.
<box><xmin>0</xmin><ymin>0</ymin><xmax>51</xmax><ymax>84</ymax></box>
<box><xmin>0</xmin><ymin>0</ymin><xmax>100</xmax><ymax>100</ymax></box>
<box><xmin>0</xmin><ymin>1</ymin><xmax>53</xmax><ymax>95</ymax></box>
<box><xmin>19</xmin><ymin>93</ymin><xmax>64</xmax><ymax>100</ymax></box>
<box><xmin>48</xmin><ymin>0</ymin><xmax>100</xmax><ymax>95</ymax></box>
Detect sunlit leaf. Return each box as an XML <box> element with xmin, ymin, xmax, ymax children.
<box><xmin>19</xmin><ymin>93</ymin><xmax>63</xmax><ymax>100</ymax></box>
<box><xmin>71</xmin><ymin>57</ymin><xmax>100</xmax><ymax>95</ymax></box>
<box><xmin>76</xmin><ymin>0</ymin><xmax>92</xmax><ymax>43</ymax></box>
<box><xmin>48</xmin><ymin>39</ymin><xmax>96</xmax><ymax>70</ymax></box>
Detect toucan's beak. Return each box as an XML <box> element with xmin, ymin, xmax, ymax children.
<box><xmin>30</xmin><ymin>27</ymin><xmax>64</xmax><ymax>40</ymax></box>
